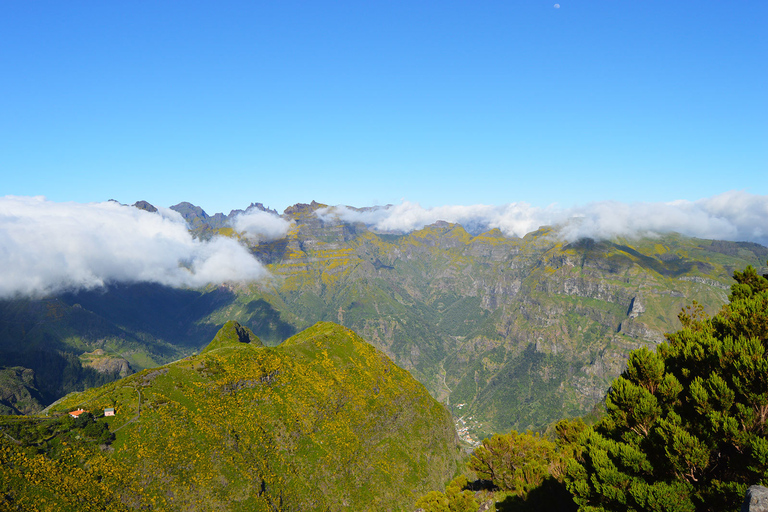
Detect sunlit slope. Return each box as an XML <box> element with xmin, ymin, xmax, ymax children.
<box><xmin>3</xmin><ymin>201</ymin><xmax>765</xmax><ymax>437</ymax></box>
<box><xmin>207</xmin><ymin>207</ymin><xmax>768</xmax><ymax>435</ymax></box>
<box><xmin>13</xmin><ymin>321</ymin><xmax>460</xmax><ymax>511</ymax></box>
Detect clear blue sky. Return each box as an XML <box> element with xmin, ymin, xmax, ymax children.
<box><xmin>1</xmin><ymin>1</ymin><xmax>765</xmax><ymax>215</ymax></box>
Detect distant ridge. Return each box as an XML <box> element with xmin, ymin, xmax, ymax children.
<box><xmin>1</xmin><ymin>199</ymin><xmax>767</xmax><ymax>440</ymax></box>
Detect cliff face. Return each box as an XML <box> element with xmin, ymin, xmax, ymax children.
<box><xmin>80</xmin><ymin>349</ymin><xmax>133</xmax><ymax>378</ymax></box>
<box><xmin>1</xmin><ymin>202</ymin><xmax>766</xmax><ymax>439</ymax></box>
<box><xmin>0</xmin><ymin>367</ymin><xmax>44</xmax><ymax>415</ymax></box>
<box><xmin>208</xmin><ymin>211</ymin><xmax>767</xmax><ymax>438</ymax></box>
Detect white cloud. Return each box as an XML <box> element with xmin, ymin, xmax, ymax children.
<box><xmin>560</xmin><ymin>192</ymin><xmax>768</xmax><ymax>243</ymax></box>
<box><xmin>316</xmin><ymin>191</ymin><xmax>768</xmax><ymax>246</ymax></box>
<box><xmin>0</xmin><ymin>196</ymin><xmax>269</xmax><ymax>298</ymax></box>
<box><xmin>230</xmin><ymin>208</ymin><xmax>293</xmax><ymax>242</ymax></box>
<box><xmin>3</xmin><ymin>192</ymin><xmax>764</xmax><ymax>299</ymax></box>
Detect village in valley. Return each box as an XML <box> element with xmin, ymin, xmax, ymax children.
<box><xmin>453</xmin><ymin>403</ymin><xmax>482</xmax><ymax>448</ymax></box>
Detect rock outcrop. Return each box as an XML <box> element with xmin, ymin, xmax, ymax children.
<box><xmin>743</xmin><ymin>486</ymin><xmax>768</xmax><ymax>512</ymax></box>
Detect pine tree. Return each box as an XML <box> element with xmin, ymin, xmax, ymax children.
<box><xmin>565</xmin><ymin>264</ymin><xmax>768</xmax><ymax>512</ymax></box>
<box><xmin>469</xmin><ymin>430</ymin><xmax>557</xmax><ymax>495</ymax></box>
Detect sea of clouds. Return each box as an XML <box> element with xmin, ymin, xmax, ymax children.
<box><xmin>317</xmin><ymin>191</ymin><xmax>768</xmax><ymax>246</ymax></box>
<box><xmin>0</xmin><ymin>196</ymin><xmax>290</xmax><ymax>298</ymax></box>
<box><xmin>1</xmin><ymin>192</ymin><xmax>765</xmax><ymax>298</ymax></box>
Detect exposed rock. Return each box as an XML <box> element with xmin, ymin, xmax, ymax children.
<box><xmin>201</xmin><ymin>320</ymin><xmax>263</xmax><ymax>354</ymax></box>
<box><xmin>81</xmin><ymin>350</ymin><xmax>133</xmax><ymax>378</ymax></box>
<box><xmin>283</xmin><ymin>200</ymin><xmax>327</xmax><ymax>217</ymax></box>
<box><xmin>170</xmin><ymin>201</ymin><xmax>208</xmax><ymax>222</ymax></box>
<box><xmin>139</xmin><ymin>368</ymin><xmax>169</xmax><ymax>386</ymax></box>
<box><xmin>8</xmin><ymin>200</ymin><xmax>766</xmax><ymax>436</ymax></box>
<box><xmin>618</xmin><ymin>318</ymin><xmax>666</xmax><ymax>344</ymax></box>
<box><xmin>132</xmin><ymin>200</ymin><xmax>157</xmax><ymax>213</ymax></box>
<box><xmin>208</xmin><ymin>212</ymin><xmax>228</xmax><ymax>229</ymax></box>
<box><xmin>679</xmin><ymin>275</ymin><xmax>730</xmax><ymax>290</ymax></box>
<box><xmin>742</xmin><ymin>485</ymin><xmax>768</xmax><ymax>512</ymax></box>
<box><xmin>0</xmin><ymin>367</ymin><xmax>45</xmax><ymax>415</ymax></box>
<box><xmin>555</xmin><ymin>277</ymin><xmax>632</xmax><ymax>304</ymax></box>
<box><xmin>228</xmin><ymin>202</ymin><xmax>279</xmax><ymax>217</ymax></box>
<box><xmin>627</xmin><ymin>296</ymin><xmax>645</xmax><ymax>318</ymax></box>
<box><xmin>478</xmin><ymin>500</ymin><xmax>494</xmax><ymax>512</ymax></box>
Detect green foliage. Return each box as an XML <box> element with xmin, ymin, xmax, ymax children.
<box><xmin>416</xmin><ymin>490</ymin><xmax>451</xmax><ymax>512</ymax></box>
<box><xmin>469</xmin><ymin>430</ymin><xmax>559</xmax><ymax>495</ymax></box>
<box><xmin>729</xmin><ymin>265</ymin><xmax>768</xmax><ymax>301</ymax></box>
<box><xmin>74</xmin><ymin>412</ymin><xmax>115</xmax><ymax>445</ymax></box>
<box><xmin>445</xmin><ymin>476</ymin><xmax>480</xmax><ymax>512</ymax></box>
<box><xmin>565</xmin><ymin>262</ymin><xmax>768</xmax><ymax>512</ymax></box>
<box><xmin>415</xmin><ymin>476</ymin><xmax>479</xmax><ymax>512</ymax></box>
<box><xmin>3</xmin><ymin>221</ymin><xmax>766</xmax><ymax>438</ymax></box>
<box><xmin>199</xmin><ymin>320</ymin><xmax>263</xmax><ymax>354</ymax></box>
<box><xmin>0</xmin><ymin>412</ymin><xmax>115</xmax><ymax>450</ymax></box>
<box><xmin>0</xmin><ymin>366</ymin><xmax>44</xmax><ymax>414</ymax></box>
<box><xmin>3</xmin><ymin>321</ymin><xmax>461</xmax><ymax>511</ymax></box>
<box><xmin>417</xmin><ymin>422</ymin><xmax>582</xmax><ymax>512</ymax></box>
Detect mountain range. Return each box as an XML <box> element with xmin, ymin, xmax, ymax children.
<box><xmin>1</xmin><ymin>200</ymin><xmax>767</xmax><ymax>442</ymax></box>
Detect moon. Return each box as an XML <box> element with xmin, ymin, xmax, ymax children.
<box><xmin>554</xmin><ymin>3</ymin><xmax>560</xmax><ymax>8</ymax></box>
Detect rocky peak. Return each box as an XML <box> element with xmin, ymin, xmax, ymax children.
<box><xmin>170</xmin><ymin>202</ymin><xmax>228</xmax><ymax>230</ymax></box>
<box><xmin>283</xmin><ymin>200</ymin><xmax>328</xmax><ymax>217</ymax></box>
<box><xmin>227</xmin><ymin>202</ymin><xmax>279</xmax><ymax>218</ymax></box>
<box><xmin>170</xmin><ymin>201</ymin><xmax>209</xmax><ymax>222</ymax></box>
<box><xmin>201</xmin><ymin>320</ymin><xmax>263</xmax><ymax>354</ymax></box>
<box><xmin>627</xmin><ymin>296</ymin><xmax>645</xmax><ymax>318</ymax></box>
<box><xmin>132</xmin><ymin>200</ymin><xmax>158</xmax><ymax>213</ymax></box>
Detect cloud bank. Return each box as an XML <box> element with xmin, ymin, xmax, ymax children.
<box><xmin>0</xmin><ymin>196</ymin><xmax>269</xmax><ymax>298</ymax></box>
<box><xmin>317</xmin><ymin>191</ymin><xmax>768</xmax><ymax>246</ymax></box>
<box><xmin>230</xmin><ymin>208</ymin><xmax>293</xmax><ymax>242</ymax></box>
<box><xmin>3</xmin><ymin>192</ymin><xmax>764</xmax><ymax>299</ymax></box>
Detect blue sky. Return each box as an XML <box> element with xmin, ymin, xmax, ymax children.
<box><xmin>1</xmin><ymin>1</ymin><xmax>765</xmax><ymax>215</ymax></box>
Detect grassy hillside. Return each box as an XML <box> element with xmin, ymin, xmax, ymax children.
<box><xmin>203</xmin><ymin>211</ymin><xmax>766</xmax><ymax>438</ymax></box>
<box><xmin>1</xmin><ymin>322</ymin><xmax>461</xmax><ymax>511</ymax></box>
<box><xmin>0</xmin><ymin>284</ymin><xmax>233</xmax><ymax>412</ymax></box>
<box><xmin>2</xmin><ymin>203</ymin><xmax>767</xmax><ymax>440</ymax></box>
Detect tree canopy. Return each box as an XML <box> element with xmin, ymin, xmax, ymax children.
<box><xmin>565</xmin><ymin>264</ymin><xmax>768</xmax><ymax>512</ymax></box>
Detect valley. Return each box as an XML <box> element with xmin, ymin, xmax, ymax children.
<box><xmin>1</xmin><ymin>200</ymin><xmax>767</xmax><ymax>442</ymax></box>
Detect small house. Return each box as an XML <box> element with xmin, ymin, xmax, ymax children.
<box><xmin>69</xmin><ymin>409</ymin><xmax>87</xmax><ymax>418</ymax></box>
<box><xmin>104</xmin><ymin>407</ymin><xmax>116</xmax><ymax>417</ymax></box>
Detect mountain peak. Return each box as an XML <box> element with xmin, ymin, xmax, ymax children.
<box><xmin>37</xmin><ymin>322</ymin><xmax>460</xmax><ymax>510</ymax></box>
<box><xmin>283</xmin><ymin>200</ymin><xmax>327</xmax><ymax>218</ymax></box>
<box><xmin>282</xmin><ymin>321</ymin><xmax>356</xmax><ymax>348</ymax></box>
<box><xmin>201</xmin><ymin>320</ymin><xmax>263</xmax><ymax>354</ymax></box>
<box><xmin>170</xmin><ymin>201</ymin><xmax>208</xmax><ymax>219</ymax></box>
<box><xmin>132</xmin><ymin>200</ymin><xmax>158</xmax><ymax>213</ymax></box>
<box><xmin>228</xmin><ymin>202</ymin><xmax>278</xmax><ymax>218</ymax></box>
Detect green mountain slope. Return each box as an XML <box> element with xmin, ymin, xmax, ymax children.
<box><xmin>0</xmin><ymin>284</ymin><xmax>235</xmax><ymax>413</ymax></box>
<box><xmin>215</xmin><ymin>206</ymin><xmax>768</xmax><ymax>438</ymax></box>
<box><xmin>1</xmin><ymin>322</ymin><xmax>461</xmax><ymax>511</ymax></box>
<box><xmin>0</xmin><ymin>367</ymin><xmax>44</xmax><ymax>415</ymax></box>
<box><xmin>200</xmin><ymin>319</ymin><xmax>263</xmax><ymax>353</ymax></box>
<box><xmin>2</xmin><ymin>201</ymin><xmax>767</xmax><ymax>441</ymax></box>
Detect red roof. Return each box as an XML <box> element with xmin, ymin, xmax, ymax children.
<box><xmin>69</xmin><ymin>409</ymin><xmax>87</xmax><ymax>418</ymax></box>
